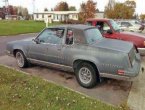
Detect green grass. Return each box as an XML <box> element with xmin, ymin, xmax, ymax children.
<box><xmin>0</xmin><ymin>65</ymin><xmax>127</xmax><ymax>110</ymax></box>
<box><xmin>0</xmin><ymin>20</ymin><xmax>60</xmax><ymax>36</ymax></box>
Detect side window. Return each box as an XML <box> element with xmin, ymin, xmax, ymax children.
<box><xmin>121</xmin><ymin>22</ymin><xmax>132</xmax><ymax>27</ymax></box>
<box><xmin>96</xmin><ymin>22</ymin><xmax>111</xmax><ymax>33</ymax></box>
<box><xmin>128</xmin><ymin>22</ymin><xmax>132</xmax><ymax>26</ymax></box>
<box><xmin>103</xmin><ymin>23</ymin><xmax>111</xmax><ymax>32</ymax></box>
<box><xmin>38</xmin><ymin>28</ymin><xmax>64</xmax><ymax>44</ymax></box>
<box><xmin>96</xmin><ymin>22</ymin><xmax>104</xmax><ymax>33</ymax></box>
<box><xmin>65</xmin><ymin>29</ymin><xmax>73</xmax><ymax>45</ymax></box>
<box><xmin>117</xmin><ymin>22</ymin><xmax>121</xmax><ymax>26</ymax></box>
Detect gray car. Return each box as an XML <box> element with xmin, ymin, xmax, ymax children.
<box><xmin>6</xmin><ymin>24</ymin><xmax>141</xmax><ymax>88</ymax></box>
<box><xmin>117</xmin><ymin>20</ymin><xmax>144</xmax><ymax>32</ymax></box>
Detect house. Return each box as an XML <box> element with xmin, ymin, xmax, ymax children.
<box><xmin>33</xmin><ymin>11</ymin><xmax>105</xmax><ymax>22</ymax></box>
<box><xmin>5</xmin><ymin>15</ymin><xmax>23</xmax><ymax>20</ymax></box>
<box><xmin>33</xmin><ymin>11</ymin><xmax>79</xmax><ymax>22</ymax></box>
<box><xmin>0</xmin><ymin>8</ymin><xmax>4</xmax><ymax>19</ymax></box>
<box><xmin>95</xmin><ymin>11</ymin><xmax>104</xmax><ymax>18</ymax></box>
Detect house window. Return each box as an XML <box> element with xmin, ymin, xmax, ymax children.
<box><xmin>57</xmin><ymin>14</ymin><xmax>58</xmax><ymax>20</ymax></box>
<box><xmin>72</xmin><ymin>14</ymin><xmax>75</xmax><ymax>19</ymax></box>
<box><xmin>42</xmin><ymin>14</ymin><xmax>44</xmax><ymax>18</ymax></box>
<box><xmin>53</xmin><ymin>14</ymin><xmax>55</xmax><ymax>20</ymax></box>
<box><xmin>36</xmin><ymin>14</ymin><xmax>38</xmax><ymax>18</ymax></box>
<box><xmin>76</xmin><ymin>15</ymin><xmax>78</xmax><ymax>19</ymax></box>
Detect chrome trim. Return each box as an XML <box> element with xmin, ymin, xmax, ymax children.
<box><xmin>138</xmin><ymin>48</ymin><xmax>145</xmax><ymax>55</ymax></box>
<box><xmin>27</xmin><ymin>58</ymin><xmax>74</xmax><ymax>72</ymax></box>
<box><xmin>101</xmin><ymin>63</ymin><xmax>122</xmax><ymax>68</ymax></box>
<box><xmin>100</xmin><ymin>73</ymin><xmax>138</xmax><ymax>81</ymax></box>
<box><xmin>38</xmin><ymin>42</ymin><xmax>61</xmax><ymax>46</ymax></box>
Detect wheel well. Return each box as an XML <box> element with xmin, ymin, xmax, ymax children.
<box><xmin>13</xmin><ymin>49</ymin><xmax>22</xmax><ymax>57</ymax></box>
<box><xmin>73</xmin><ymin>60</ymin><xmax>99</xmax><ymax>74</ymax></box>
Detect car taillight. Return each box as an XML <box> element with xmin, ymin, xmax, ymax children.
<box><xmin>144</xmin><ymin>41</ymin><xmax>145</xmax><ymax>46</ymax></box>
<box><xmin>118</xmin><ymin>70</ymin><xmax>125</xmax><ymax>75</ymax></box>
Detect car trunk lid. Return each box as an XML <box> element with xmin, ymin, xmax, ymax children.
<box><xmin>94</xmin><ymin>38</ymin><xmax>134</xmax><ymax>53</ymax></box>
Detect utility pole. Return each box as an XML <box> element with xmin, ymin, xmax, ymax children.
<box><xmin>3</xmin><ymin>0</ymin><xmax>9</xmax><ymax>16</ymax></box>
<box><xmin>33</xmin><ymin>0</ymin><xmax>35</xmax><ymax>14</ymax></box>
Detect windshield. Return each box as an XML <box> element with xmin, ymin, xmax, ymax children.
<box><xmin>85</xmin><ymin>28</ymin><xmax>103</xmax><ymax>44</ymax></box>
<box><xmin>109</xmin><ymin>20</ymin><xmax>121</xmax><ymax>32</ymax></box>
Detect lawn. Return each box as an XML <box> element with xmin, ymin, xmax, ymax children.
<box><xmin>0</xmin><ymin>65</ymin><xmax>127</xmax><ymax>110</ymax></box>
<box><xmin>0</xmin><ymin>20</ymin><xmax>60</xmax><ymax>36</ymax></box>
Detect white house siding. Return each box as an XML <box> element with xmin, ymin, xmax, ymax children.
<box><xmin>33</xmin><ymin>11</ymin><xmax>104</xmax><ymax>22</ymax></box>
<box><xmin>33</xmin><ymin>11</ymin><xmax>79</xmax><ymax>22</ymax></box>
<box><xmin>95</xmin><ymin>12</ymin><xmax>104</xmax><ymax>18</ymax></box>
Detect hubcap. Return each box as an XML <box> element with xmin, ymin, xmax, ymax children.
<box><xmin>78</xmin><ymin>67</ymin><xmax>92</xmax><ymax>84</ymax></box>
<box><xmin>16</xmin><ymin>52</ymin><xmax>24</xmax><ymax>67</ymax></box>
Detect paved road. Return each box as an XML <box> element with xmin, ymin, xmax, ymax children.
<box><xmin>0</xmin><ymin>33</ymin><xmax>37</xmax><ymax>56</ymax></box>
<box><xmin>128</xmin><ymin>58</ymin><xmax>145</xmax><ymax>110</ymax></box>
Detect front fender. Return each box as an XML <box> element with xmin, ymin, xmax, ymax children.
<box><xmin>12</xmin><ymin>44</ymin><xmax>28</xmax><ymax>57</ymax></box>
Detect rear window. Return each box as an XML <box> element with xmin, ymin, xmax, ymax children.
<box><xmin>85</xmin><ymin>28</ymin><xmax>103</xmax><ymax>44</ymax></box>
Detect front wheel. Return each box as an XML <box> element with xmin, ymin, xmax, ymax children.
<box><xmin>15</xmin><ymin>51</ymin><xmax>28</xmax><ymax>68</ymax></box>
<box><xmin>75</xmin><ymin>62</ymin><xmax>99</xmax><ymax>88</ymax></box>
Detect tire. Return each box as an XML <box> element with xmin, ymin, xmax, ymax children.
<box><xmin>75</xmin><ymin>62</ymin><xmax>99</xmax><ymax>88</ymax></box>
<box><xmin>15</xmin><ymin>51</ymin><xmax>28</xmax><ymax>68</ymax></box>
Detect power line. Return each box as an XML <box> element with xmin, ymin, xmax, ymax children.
<box><xmin>3</xmin><ymin>0</ymin><xmax>9</xmax><ymax>15</ymax></box>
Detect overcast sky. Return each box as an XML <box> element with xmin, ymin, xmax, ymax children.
<box><xmin>0</xmin><ymin>0</ymin><xmax>145</xmax><ymax>15</ymax></box>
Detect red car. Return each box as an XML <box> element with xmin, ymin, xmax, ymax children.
<box><xmin>86</xmin><ymin>18</ymin><xmax>145</xmax><ymax>55</ymax></box>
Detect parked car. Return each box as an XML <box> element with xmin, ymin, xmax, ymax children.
<box><xmin>6</xmin><ymin>24</ymin><xmax>141</xmax><ymax>88</ymax></box>
<box><xmin>117</xmin><ymin>20</ymin><xmax>144</xmax><ymax>32</ymax></box>
<box><xmin>86</xmin><ymin>18</ymin><xmax>145</xmax><ymax>55</ymax></box>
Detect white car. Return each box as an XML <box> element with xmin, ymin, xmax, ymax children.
<box><xmin>117</xmin><ymin>20</ymin><xmax>144</xmax><ymax>32</ymax></box>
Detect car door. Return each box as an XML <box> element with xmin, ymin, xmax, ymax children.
<box><xmin>61</xmin><ymin>28</ymin><xmax>75</xmax><ymax>66</ymax></box>
<box><xmin>96</xmin><ymin>21</ymin><xmax>117</xmax><ymax>39</ymax></box>
<box><xmin>28</xmin><ymin>28</ymin><xmax>64</xmax><ymax>64</ymax></box>
<box><xmin>45</xmin><ymin>28</ymin><xmax>64</xmax><ymax>64</ymax></box>
<box><xmin>28</xmin><ymin>29</ymin><xmax>50</xmax><ymax>62</ymax></box>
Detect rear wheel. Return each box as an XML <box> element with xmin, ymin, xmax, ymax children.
<box><xmin>75</xmin><ymin>62</ymin><xmax>99</xmax><ymax>88</ymax></box>
<box><xmin>15</xmin><ymin>51</ymin><xmax>28</xmax><ymax>68</ymax></box>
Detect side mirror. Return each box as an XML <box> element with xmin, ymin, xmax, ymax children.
<box><xmin>107</xmin><ymin>29</ymin><xmax>113</xmax><ymax>34</ymax></box>
<box><xmin>33</xmin><ymin>38</ymin><xmax>40</xmax><ymax>44</ymax></box>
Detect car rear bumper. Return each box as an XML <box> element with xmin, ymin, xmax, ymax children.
<box><xmin>123</xmin><ymin>53</ymin><xmax>142</xmax><ymax>81</ymax></box>
<box><xmin>100</xmin><ymin>71</ymin><xmax>142</xmax><ymax>81</ymax></box>
<box><xmin>138</xmin><ymin>48</ymin><xmax>145</xmax><ymax>56</ymax></box>
<box><xmin>100</xmin><ymin>53</ymin><xmax>142</xmax><ymax>81</ymax></box>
